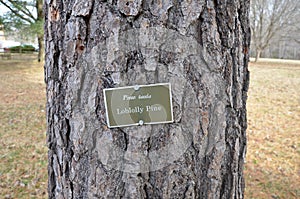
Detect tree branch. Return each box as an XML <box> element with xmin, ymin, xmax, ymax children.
<box><xmin>8</xmin><ymin>0</ymin><xmax>36</xmax><ymax>20</ymax></box>
<box><xmin>0</xmin><ymin>0</ymin><xmax>35</xmax><ymax>23</ymax></box>
<box><xmin>250</xmin><ymin>0</ymin><xmax>300</xmax><ymax>57</ymax></box>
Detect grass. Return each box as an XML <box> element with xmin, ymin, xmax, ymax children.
<box><xmin>245</xmin><ymin>58</ymin><xmax>300</xmax><ymax>198</ymax></box>
<box><xmin>0</xmin><ymin>60</ymin><xmax>47</xmax><ymax>199</ymax></box>
<box><xmin>0</xmin><ymin>58</ymin><xmax>299</xmax><ymax>198</ymax></box>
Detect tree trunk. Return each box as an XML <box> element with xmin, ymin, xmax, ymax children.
<box><xmin>37</xmin><ymin>0</ymin><xmax>44</xmax><ymax>62</ymax></box>
<box><xmin>38</xmin><ymin>35</ymin><xmax>44</xmax><ymax>62</ymax></box>
<box><xmin>44</xmin><ymin>0</ymin><xmax>250</xmax><ymax>198</ymax></box>
<box><xmin>255</xmin><ymin>49</ymin><xmax>261</xmax><ymax>62</ymax></box>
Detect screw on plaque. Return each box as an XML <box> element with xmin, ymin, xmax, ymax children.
<box><xmin>139</xmin><ymin>120</ymin><xmax>144</xmax><ymax>125</ymax></box>
<box><xmin>134</xmin><ymin>85</ymin><xmax>140</xmax><ymax>91</ymax></box>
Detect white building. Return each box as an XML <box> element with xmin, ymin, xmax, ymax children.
<box><xmin>0</xmin><ymin>25</ymin><xmax>21</xmax><ymax>52</ymax></box>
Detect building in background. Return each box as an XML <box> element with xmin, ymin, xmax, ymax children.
<box><xmin>0</xmin><ymin>26</ymin><xmax>21</xmax><ymax>52</ymax></box>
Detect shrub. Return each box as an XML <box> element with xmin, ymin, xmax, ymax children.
<box><xmin>9</xmin><ymin>45</ymin><xmax>36</xmax><ymax>53</ymax></box>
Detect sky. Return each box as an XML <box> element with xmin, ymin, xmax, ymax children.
<box><xmin>0</xmin><ymin>4</ymin><xmax>37</xmax><ymax>45</ymax></box>
<box><xmin>0</xmin><ymin>4</ymin><xmax>9</xmax><ymax>16</ymax></box>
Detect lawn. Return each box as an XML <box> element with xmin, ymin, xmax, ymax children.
<box><xmin>0</xmin><ymin>60</ymin><xmax>47</xmax><ymax>199</ymax></box>
<box><xmin>245</xmin><ymin>59</ymin><xmax>300</xmax><ymax>198</ymax></box>
<box><xmin>0</xmin><ymin>58</ymin><xmax>299</xmax><ymax>198</ymax></box>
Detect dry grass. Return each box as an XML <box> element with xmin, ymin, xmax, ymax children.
<box><xmin>0</xmin><ymin>58</ymin><xmax>299</xmax><ymax>198</ymax></box>
<box><xmin>245</xmin><ymin>59</ymin><xmax>300</xmax><ymax>198</ymax></box>
<box><xmin>0</xmin><ymin>60</ymin><xmax>47</xmax><ymax>199</ymax></box>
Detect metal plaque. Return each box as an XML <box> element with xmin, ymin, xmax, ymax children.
<box><xmin>103</xmin><ymin>83</ymin><xmax>173</xmax><ymax>128</ymax></box>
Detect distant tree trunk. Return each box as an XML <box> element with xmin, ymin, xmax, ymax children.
<box><xmin>37</xmin><ymin>35</ymin><xmax>44</xmax><ymax>62</ymax></box>
<box><xmin>45</xmin><ymin>0</ymin><xmax>250</xmax><ymax>198</ymax></box>
<box><xmin>255</xmin><ymin>49</ymin><xmax>261</xmax><ymax>62</ymax></box>
<box><xmin>37</xmin><ymin>0</ymin><xmax>44</xmax><ymax>62</ymax></box>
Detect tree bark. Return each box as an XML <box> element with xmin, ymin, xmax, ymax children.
<box><xmin>45</xmin><ymin>0</ymin><xmax>250</xmax><ymax>198</ymax></box>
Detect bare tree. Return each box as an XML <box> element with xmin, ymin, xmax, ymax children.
<box><xmin>289</xmin><ymin>24</ymin><xmax>300</xmax><ymax>44</ymax></box>
<box><xmin>250</xmin><ymin>0</ymin><xmax>300</xmax><ymax>61</ymax></box>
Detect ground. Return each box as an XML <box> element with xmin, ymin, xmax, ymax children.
<box><xmin>0</xmin><ymin>60</ymin><xmax>47</xmax><ymax>199</ymax></box>
<box><xmin>0</xmin><ymin>58</ymin><xmax>299</xmax><ymax>198</ymax></box>
<box><xmin>245</xmin><ymin>58</ymin><xmax>300</xmax><ymax>198</ymax></box>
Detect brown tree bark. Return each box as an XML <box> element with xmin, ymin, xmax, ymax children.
<box><xmin>44</xmin><ymin>0</ymin><xmax>250</xmax><ymax>198</ymax></box>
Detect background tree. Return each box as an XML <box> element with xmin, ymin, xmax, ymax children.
<box><xmin>45</xmin><ymin>0</ymin><xmax>250</xmax><ymax>198</ymax></box>
<box><xmin>250</xmin><ymin>0</ymin><xmax>300</xmax><ymax>61</ymax></box>
<box><xmin>0</xmin><ymin>16</ymin><xmax>4</xmax><ymax>25</ymax></box>
<box><xmin>0</xmin><ymin>0</ymin><xmax>43</xmax><ymax>61</ymax></box>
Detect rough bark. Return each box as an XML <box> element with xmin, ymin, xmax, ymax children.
<box><xmin>45</xmin><ymin>0</ymin><xmax>250</xmax><ymax>198</ymax></box>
